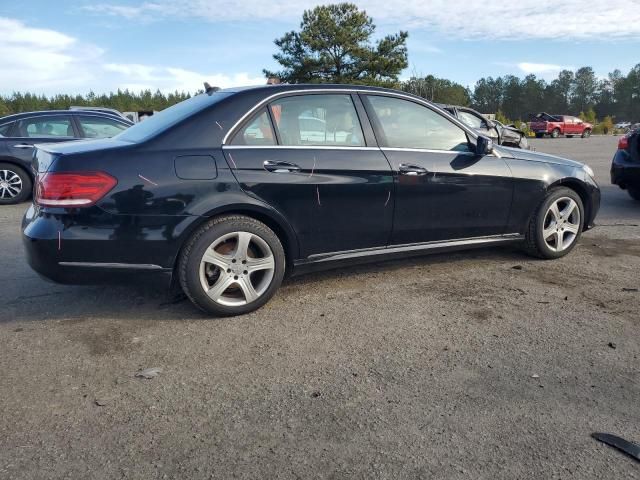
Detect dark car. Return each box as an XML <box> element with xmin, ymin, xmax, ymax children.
<box><xmin>22</xmin><ymin>84</ymin><xmax>600</xmax><ymax>316</ymax></box>
<box><xmin>611</xmin><ymin>127</ymin><xmax>640</xmax><ymax>201</ymax></box>
<box><xmin>439</xmin><ymin>104</ymin><xmax>529</xmax><ymax>149</ymax></box>
<box><xmin>0</xmin><ymin>110</ymin><xmax>133</xmax><ymax>204</ymax></box>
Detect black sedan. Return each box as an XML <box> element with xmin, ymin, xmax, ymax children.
<box><xmin>611</xmin><ymin>128</ymin><xmax>640</xmax><ymax>201</ymax></box>
<box><xmin>22</xmin><ymin>84</ymin><xmax>600</xmax><ymax>316</ymax></box>
<box><xmin>0</xmin><ymin>109</ymin><xmax>132</xmax><ymax>204</ymax></box>
<box><xmin>439</xmin><ymin>104</ymin><xmax>529</xmax><ymax>149</ymax></box>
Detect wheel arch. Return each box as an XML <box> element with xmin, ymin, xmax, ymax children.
<box><xmin>548</xmin><ymin>178</ymin><xmax>592</xmax><ymax>229</ymax></box>
<box><xmin>0</xmin><ymin>157</ymin><xmax>33</xmax><ymax>180</ymax></box>
<box><xmin>171</xmin><ymin>203</ymin><xmax>300</xmax><ymax>277</ymax></box>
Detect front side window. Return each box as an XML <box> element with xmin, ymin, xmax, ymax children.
<box><xmin>367</xmin><ymin>96</ymin><xmax>470</xmax><ymax>152</ymax></box>
<box><xmin>231</xmin><ymin>109</ymin><xmax>276</xmax><ymax>146</ymax></box>
<box><xmin>270</xmin><ymin>94</ymin><xmax>365</xmax><ymax>147</ymax></box>
<box><xmin>17</xmin><ymin>116</ymin><xmax>74</xmax><ymax>138</ymax></box>
<box><xmin>0</xmin><ymin>122</ymin><xmax>13</xmax><ymax>137</ymax></box>
<box><xmin>457</xmin><ymin>110</ymin><xmax>485</xmax><ymax>129</ymax></box>
<box><xmin>78</xmin><ymin>116</ymin><xmax>128</xmax><ymax>139</ymax></box>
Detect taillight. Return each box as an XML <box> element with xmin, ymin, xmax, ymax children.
<box><xmin>35</xmin><ymin>172</ymin><xmax>117</xmax><ymax>207</ymax></box>
<box><xmin>618</xmin><ymin>135</ymin><xmax>629</xmax><ymax>150</ymax></box>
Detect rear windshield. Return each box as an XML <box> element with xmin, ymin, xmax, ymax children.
<box><xmin>115</xmin><ymin>92</ymin><xmax>232</xmax><ymax>143</ymax></box>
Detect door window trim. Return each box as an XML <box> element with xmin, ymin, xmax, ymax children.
<box><xmin>222</xmin><ymin>89</ymin><xmax>481</xmax><ymax>147</ymax></box>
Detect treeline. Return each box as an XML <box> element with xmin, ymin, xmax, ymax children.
<box><xmin>1</xmin><ymin>65</ymin><xmax>638</xmax><ymax>126</ymax></box>
<box><xmin>404</xmin><ymin>64</ymin><xmax>640</xmax><ymax>124</ymax></box>
<box><xmin>0</xmin><ymin>90</ymin><xmax>192</xmax><ymax>117</ymax></box>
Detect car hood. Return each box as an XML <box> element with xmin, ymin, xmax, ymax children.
<box><xmin>497</xmin><ymin>145</ymin><xmax>584</xmax><ymax>168</ymax></box>
<box><xmin>35</xmin><ymin>138</ymin><xmax>132</xmax><ymax>155</ymax></box>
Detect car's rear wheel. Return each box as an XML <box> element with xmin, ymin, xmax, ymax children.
<box><xmin>551</xmin><ymin>128</ymin><xmax>560</xmax><ymax>138</ymax></box>
<box><xmin>581</xmin><ymin>129</ymin><xmax>591</xmax><ymax>138</ymax></box>
<box><xmin>524</xmin><ymin>187</ymin><xmax>584</xmax><ymax>259</ymax></box>
<box><xmin>628</xmin><ymin>187</ymin><xmax>640</xmax><ymax>202</ymax></box>
<box><xmin>0</xmin><ymin>163</ymin><xmax>32</xmax><ymax>205</ymax></box>
<box><xmin>178</xmin><ymin>215</ymin><xmax>285</xmax><ymax>316</ymax></box>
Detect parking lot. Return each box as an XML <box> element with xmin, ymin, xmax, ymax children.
<box><xmin>1</xmin><ymin>135</ymin><xmax>638</xmax><ymax>479</ymax></box>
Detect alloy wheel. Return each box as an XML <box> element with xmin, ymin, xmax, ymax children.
<box><xmin>199</xmin><ymin>231</ymin><xmax>275</xmax><ymax>306</ymax></box>
<box><xmin>0</xmin><ymin>169</ymin><xmax>23</xmax><ymax>199</ymax></box>
<box><xmin>542</xmin><ymin>197</ymin><xmax>581</xmax><ymax>252</ymax></box>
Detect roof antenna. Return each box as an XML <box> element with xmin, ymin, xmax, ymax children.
<box><xmin>204</xmin><ymin>82</ymin><xmax>220</xmax><ymax>94</ymax></box>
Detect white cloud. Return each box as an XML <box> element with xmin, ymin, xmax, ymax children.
<box><xmin>85</xmin><ymin>0</ymin><xmax>640</xmax><ymax>40</ymax></box>
<box><xmin>517</xmin><ymin>63</ymin><xmax>571</xmax><ymax>75</ymax></box>
<box><xmin>0</xmin><ymin>17</ymin><xmax>265</xmax><ymax>95</ymax></box>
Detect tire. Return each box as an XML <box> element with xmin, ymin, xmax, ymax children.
<box><xmin>178</xmin><ymin>215</ymin><xmax>285</xmax><ymax>316</ymax></box>
<box><xmin>628</xmin><ymin>188</ymin><xmax>640</xmax><ymax>202</ymax></box>
<box><xmin>535</xmin><ymin>133</ymin><xmax>544</xmax><ymax>138</ymax></box>
<box><xmin>0</xmin><ymin>163</ymin><xmax>32</xmax><ymax>205</ymax></box>
<box><xmin>581</xmin><ymin>129</ymin><xmax>591</xmax><ymax>138</ymax></box>
<box><xmin>524</xmin><ymin>187</ymin><xmax>584</xmax><ymax>259</ymax></box>
<box><xmin>551</xmin><ymin>128</ymin><xmax>560</xmax><ymax>138</ymax></box>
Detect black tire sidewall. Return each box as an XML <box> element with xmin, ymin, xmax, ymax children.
<box><xmin>179</xmin><ymin>216</ymin><xmax>286</xmax><ymax>316</ymax></box>
<box><xmin>0</xmin><ymin>163</ymin><xmax>32</xmax><ymax>205</ymax></box>
<box><xmin>531</xmin><ymin>188</ymin><xmax>584</xmax><ymax>259</ymax></box>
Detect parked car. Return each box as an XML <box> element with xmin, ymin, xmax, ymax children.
<box><xmin>611</xmin><ymin>127</ymin><xmax>640</xmax><ymax>201</ymax></box>
<box><xmin>22</xmin><ymin>84</ymin><xmax>600</xmax><ymax>316</ymax></box>
<box><xmin>529</xmin><ymin>113</ymin><xmax>592</xmax><ymax>139</ymax></box>
<box><xmin>438</xmin><ymin>104</ymin><xmax>529</xmax><ymax>149</ymax></box>
<box><xmin>615</xmin><ymin>121</ymin><xmax>632</xmax><ymax>130</ymax></box>
<box><xmin>0</xmin><ymin>110</ymin><xmax>133</xmax><ymax>204</ymax></box>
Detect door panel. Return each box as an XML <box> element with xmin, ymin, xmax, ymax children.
<box><xmin>382</xmin><ymin>149</ymin><xmax>513</xmax><ymax>244</ymax></box>
<box><xmin>224</xmin><ymin>147</ymin><xmax>393</xmax><ymax>257</ymax></box>
<box><xmin>362</xmin><ymin>94</ymin><xmax>513</xmax><ymax>245</ymax></box>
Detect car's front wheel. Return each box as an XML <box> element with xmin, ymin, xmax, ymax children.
<box><xmin>524</xmin><ymin>187</ymin><xmax>584</xmax><ymax>259</ymax></box>
<box><xmin>0</xmin><ymin>163</ymin><xmax>32</xmax><ymax>205</ymax></box>
<box><xmin>178</xmin><ymin>215</ymin><xmax>285</xmax><ymax>316</ymax></box>
<box><xmin>581</xmin><ymin>129</ymin><xmax>591</xmax><ymax>138</ymax></box>
<box><xmin>551</xmin><ymin>128</ymin><xmax>560</xmax><ymax>138</ymax></box>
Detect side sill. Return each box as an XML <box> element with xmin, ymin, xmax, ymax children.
<box><xmin>294</xmin><ymin>234</ymin><xmax>523</xmax><ymax>267</ymax></box>
<box><xmin>58</xmin><ymin>262</ymin><xmax>166</xmax><ymax>271</ymax></box>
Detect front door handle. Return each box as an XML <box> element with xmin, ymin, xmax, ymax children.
<box><xmin>12</xmin><ymin>143</ymin><xmax>34</xmax><ymax>149</ymax></box>
<box><xmin>399</xmin><ymin>164</ymin><xmax>428</xmax><ymax>176</ymax></box>
<box><xmin>263</xmin><ymin>160</ymin><xmax>301</xmax><ymax>173</ymax></box>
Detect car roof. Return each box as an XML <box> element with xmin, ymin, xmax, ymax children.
<box><xmin>0</xmin><ymin>110</ymin><xmax>133</xmax><ymax>125</ymax></box>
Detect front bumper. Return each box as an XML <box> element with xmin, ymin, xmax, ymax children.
<box><xmin>611</xmin><ymin>149</ymin><xmax>640</xmax><ymax>189</ymax></box>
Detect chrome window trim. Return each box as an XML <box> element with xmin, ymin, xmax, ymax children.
<box><xmin>222</xmin><ymin>88</ymin><xmax>479</xmax><ymax>146</ymax></box>
<box><xmin>223</xmin><ymin>145</ymin><xmax>379</xmax><ymax>151</ymax></box>
<box><xmin>381</xmin><ymin>147</ymin><xmax>476</xmax><ymax>156</ymax></box>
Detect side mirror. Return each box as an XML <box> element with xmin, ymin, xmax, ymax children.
<box><xmin>475</xmin><ymin>135</ymin><xmax>493</xmax><ymax>155</ymax></box>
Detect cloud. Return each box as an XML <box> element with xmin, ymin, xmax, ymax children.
<box><xmin>0</xmin><ymin>17</ymin><xmax>265</xmax><ymax>95</ymax></box>
<box><xmin>84</xmin><ymin>0</ymin><xmax>640</xmax><ymax>40</ymax></box>
<box><xmin>517</xmin><ymin>63</ymin><xmax>571</xmax><ymax>74</ymax></box>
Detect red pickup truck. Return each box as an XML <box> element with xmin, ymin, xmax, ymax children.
<box><xmin>530</xmin><ymin>113</ymin><xmax>592</xmax><ymax>139</ymax></box>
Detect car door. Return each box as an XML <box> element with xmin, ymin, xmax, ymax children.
<box><xmin>361</xmin><ymin>94</ymin><xmax>513</xmax><ymax>245</ymax></box>
<box><xmin>223</xmin><ymin>92</ymin><xmax>394</xmax><ymax>258</ymax></box>
<box><xmin>6</xmin><ymin>115</ymin><xmax>77</xmax><ymax>166</ymax></box>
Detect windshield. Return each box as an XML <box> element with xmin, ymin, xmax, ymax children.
<box><xmin>116</xmin><ymin>92</ymin><xmax>232</xmax><ymax>143</ymax></box>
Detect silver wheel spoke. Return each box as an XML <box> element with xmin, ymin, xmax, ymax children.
<box><xmin>564</xmin><ymin>223</ymin><xmax>579</xmax><ymax>235</ymax></box>
<box><xmin>549</xmin><ymin>203</ymin><xmax>561</xmax><ymax>222</ymax></box>
<box><xmin>206</xmin><ymin>276</ymin><xmax>235</xmax><ymax>301</ymax></box>
<box><xmin>246</xmin><ymin>255</ymin><xmax>275</xmax><ymax>273</ymax></box>
<box><xmin>235</xmin><ymin>232</ymin><xmax>252</xmax><ymax>258</ymax></box>
<box><xmin>202</xmin><ymin>249</ymin><xmax>230</xmax><ymax>270</ymax></box>
<box><xmin>237</xmin><ymin>277</ymin><xmax>259</xmax><ymax>302</ymax></box>
<box><xmin>560</xmin><ymin>199</ymin><xmax>577</xmax><ymax>221</ymax></box>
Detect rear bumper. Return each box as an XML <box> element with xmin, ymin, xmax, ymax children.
<box><xmin>21</xmin><ymin>204</ymin><xmax>184</xmax><ymax>284</ymax></box>
<box><xmin>611</xmin><ymin>150</ymin><xmax>640</xmax><ymax>189</ymax></box>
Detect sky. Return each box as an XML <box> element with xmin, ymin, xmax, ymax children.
<box><xmin>1</xmin><ymin>0</ymin><xmax>639</xmax><ymax>96</ymax></box>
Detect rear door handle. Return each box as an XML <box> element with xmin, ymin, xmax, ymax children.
<box><xmin>399</xmin><ymin>164</ymin><xmax>428</xmax><ymax>176</ymax></box>
<box><xmin>263</xmin><ymin>160</ymin><xmax>301</xmax><ymax>173</ymax></box>
<box><xmin>12</xmin><ymin>143</ymin><xmax>34</xmax><ymax>149</ymax></box>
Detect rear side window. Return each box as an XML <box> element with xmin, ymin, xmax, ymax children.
<box><xmin>270</xmin><ymin>94</ymin><xmax>365</xmax><ymax>147</ymax></box>
<box><xmin>17</xmin><ymin>116</ymin><xmax>74</xmax><ymax>138</ymax></box>
<box><xmin>0</xmin><ymin>122</ymin><xmax>14</xmax><ymax>137</ymax></box>
<box><xmin>231</xmin><ymin>109</ymin><xmax>276</xmax><ymax>146</ymax></box>
<box><xmin>77</xmin><ymin>116</ymin><xmax>128</xmax><ymax>139</ymax></box>
<box><xmin>366</xmin><ymin>95</ymin><xmax>470</xmax><ymax>152</ymax></box>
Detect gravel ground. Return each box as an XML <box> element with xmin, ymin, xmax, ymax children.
<box><xmin>1</xmin><ymin>135</ymin><xmax>638</xmax><ymax>479</ymax></box>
